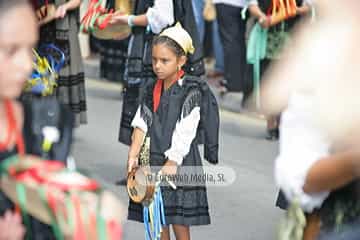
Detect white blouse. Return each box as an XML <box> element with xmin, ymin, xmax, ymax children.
<box><xmin>275</xmin><ymin>92</ymin><xmax>330</xmax><ymax>213</ymax></box>
<box><xmin>146</xmin><ymin>0</ymin><xmax>174</xmax><ymax>34</ymax></box>
<box><xmin>131</xmin><ymin>79</ymin><xmax>201</xmax><ymax>166</ymax></box>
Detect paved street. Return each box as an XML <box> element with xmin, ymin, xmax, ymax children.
<box><xmin>73</xmin><ymin>79</ymin><xmax>282</xmax><ymax>240</ymax></box>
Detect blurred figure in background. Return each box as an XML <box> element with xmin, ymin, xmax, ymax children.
<box><xmin>261</xmin><ymin>1</ymin><xmax>360</xmax><ymax>239</ymax></box>
<box><xmin>214</xmin><ymin>0</ymin><xmax>248</xmax><ymax>95</ymax></box>
<box><xmin>192</xmin><ymin>0</ymin><xmax>225</xmax><ymax>79</ymax></box>
<box><xmin>247</xmin><ymin>0</ymin><xmax>312</xmax><ymax>140</ymax></box>
<box><xmin>96</xmin><ymin>0</ymin><xmax>130</xmax><ymax>83</ymax></box>
<box><xmin>0</xmin><ymin>0</ymin><xmax>58</xmax><ymax>238</ymax></box>
<box><xmin>98</xmin><ymin>38</ymin><xmax>129</xmax><ymax>83</ymax></box>
<box><xmin>34</xmin><ymin>0</ymin><xmax>87</xmax><ymax>126</ymax></box>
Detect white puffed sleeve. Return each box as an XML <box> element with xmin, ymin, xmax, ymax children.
<box><xmin>131</xmin><ymin>106</ymin><xmax>148</xmax><ymax>134</ymax></box>
<box><xmin>146</xmin><ymin>0</ymin><xmax>174</xmax><ymax>34</ymax></box>
<box><xmin>164</xmin><ymin>107</ymin><xmax>200</xmax><ymax>166</ymax></box>
<box><xmin>275</xmin><ymin>92</ymin><xmax>330</xmax><ymax>213</ymax></box>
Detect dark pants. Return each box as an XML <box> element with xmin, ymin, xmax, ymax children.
<box><xmin>215</xmin><ymin>4</ymin><xmax>248</xmax><ymax>93</ymax></box>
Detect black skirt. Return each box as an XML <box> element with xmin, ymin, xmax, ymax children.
<box><xmin>128</xmin><ymin>149</ymin><xmax>211</xmax><ymax>226</ymax></box>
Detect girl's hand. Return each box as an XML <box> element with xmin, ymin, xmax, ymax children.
<box><xmin>0</xmin><ymin>210</ymin><xmax>25</xmax><ymax>240</ymax></box>
<box><xmin>110</xmin><ymin>13</ymin><xmax>129</xmax><ymax>25</ymax></box>
<box><xmin>127</xmin><ymin>156</ymin><xmax>139</xmax><ymax>173</ymax></box>
<box><xmin>161</xmin><ymin>160</ymin><xmax>178</xmax><ymax>176</ymax></box>
<box><xmin>55</xmin><ymin>4</ymin><xmax>68</xmax><ymax>19</ymax></box>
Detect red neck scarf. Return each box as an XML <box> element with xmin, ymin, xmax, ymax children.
<box><xmin>0</xmin><ymin>100</ymin><xmax>25</xmax><ymax>155</ymax></box>
<box><xmin>153</xmin><ymin>70</ymin><xmax>184</xmax><ymax>112</ymax></box>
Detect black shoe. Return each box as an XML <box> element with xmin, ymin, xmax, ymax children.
<box><xmin>115</xmin><ymin>178</ymin><xmax>127</xmax><ymax>186</ymax></box>
<box><xmin>266</xmin><ymin>128</ymin><xmax>279</xmax><ymax>141</ymax></box>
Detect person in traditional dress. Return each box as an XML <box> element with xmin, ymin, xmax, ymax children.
<box><xmin>213</xmin><ymin>0</ymin><xmax>249</xmax><ymax>95</ymax></box>
<box><xmin>34</xmin><ymin>0</ymin><xmax>87</xmax><ymax>126</ymax></box>
<box><xmin>247</xmin><ymin>0</ymin><xmax>312</xmax><ymax>140</ymax></box>
<box><xmin>96</xmin><ymin>0</ymin><xmax>130</xmax><ymax>83</ymax></box>
<box><xmin>127</xmin><ymin>24</ymin><xmax>211</xmax><ymax>240</ymax></box>
<box><xmin>0</xmin><ymin>0</ymin><xmax>57</xmax><ymax>238</ymax></box>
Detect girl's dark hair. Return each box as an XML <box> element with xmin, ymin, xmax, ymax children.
<box><xmin>152</xmin><ymin>35</ymin><xmax>186</xmax><ymax>58</ymax></box>
<box><xmin>0</xmin><ymin>0</ymin><xmax>29</xmax><ymax>13</ymax></box>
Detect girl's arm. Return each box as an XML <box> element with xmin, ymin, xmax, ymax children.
<box><xmin>127</xmin><ymin>127</ymin><xmax>145</xmax><ymax>173</ymax></box>
<box><xmin>127</xmin><ymin>106</ymin><xmax>149</xmax><ymax>172</ymax></box>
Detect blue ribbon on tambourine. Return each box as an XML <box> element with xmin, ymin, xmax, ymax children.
<box><xmin>25</xmin><ymin>44</ymin><xmax>65</xmax><ymax>96</ymax></box>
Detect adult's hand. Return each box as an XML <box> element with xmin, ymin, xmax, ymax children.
<box><xmin>296</xmin><ymin>5</ymin><xmax>311</xmax><ymax>16</ymax></box>
<box><xmin>110</xmin><ymin>13</ymin><xmax>129</xmax><ymax>25</ymax></box>
<box><xmin>55</xmin><ymin>4</ymin><xmax>68</xmax><ymax>19</ymax></box>
<box><xmin>259</xmin><ymin>15</ymin><xmax>271</xmax><ymax>29</ymax></box>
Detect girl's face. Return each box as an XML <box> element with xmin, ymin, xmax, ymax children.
<box><xmin>0</xmin><ymin>5</ymin><xmax>38</xmax><ymax>100</ymax></box>
<box><xmin>152</xmin><ymin>44</ymin><xmax>186</xmax><ymax>82</ymax></box>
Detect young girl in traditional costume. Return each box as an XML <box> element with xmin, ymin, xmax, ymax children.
<box><xmin>127</xmin><ymin>23</ymin><xmax>211</xmax><ymax>240</ymax></box>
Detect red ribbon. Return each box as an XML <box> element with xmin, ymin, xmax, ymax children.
<box><xmin>0</xmin><ymin>100</ymin><xmax>25</xmax><ymax>155</ymax></box>
<box><xmin>72</xmin><ymin>195</ymin><xmax>87</xmax><ymax>240</ymax></box>
<box><xmin>80</xmin><ymin>0</ymin><xmax>113</xmax><ymax>33</ymax></box>
<box><xmin>153</xmin><ymin>70</ymin><xmax>184</xmax><ymax>112</ymax></box>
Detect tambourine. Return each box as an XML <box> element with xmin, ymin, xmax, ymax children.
<box><xmin>82</xmin><ymin>0</ymin><xmax>134</xmax><ymax>40</ymax></box>
<box><xmin>93</xmin><ymin>0</ymin><xmax>133</xmax><ymax>39</ymax></box>
<box><xmin>0</xmin><ymin>155</ymin><xmax>124</xmax><ymax>239</ymax></box>
<box><xmin>127</xmin><ymin>166</ymin><xmax>156</xmax><ymax>206</ymax></box>
<box><xmin>91</xmin><ymin>16</ymin><xmax>131</xmax><ymax>40</ymax></box>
